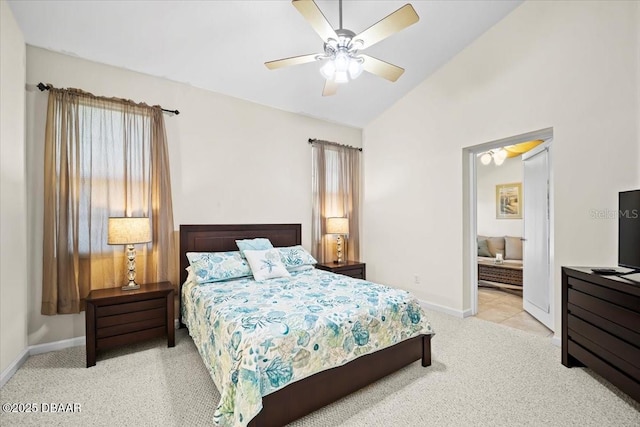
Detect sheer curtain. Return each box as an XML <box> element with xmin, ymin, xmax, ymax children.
<box><xmin>41</xmin><ymin>88</ymin><xmax>176</xmax><ymax>315</ymax></box>
<box><xmin>311</xmin><ymin>142</ymin><xmax>361</xmax><ymax>263</ymax></box>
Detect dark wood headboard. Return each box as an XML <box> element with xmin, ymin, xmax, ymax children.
<box><xmin>178</xmin><ymin>224</ymin><xmax>302</xmax><ymax>327</ymax></box>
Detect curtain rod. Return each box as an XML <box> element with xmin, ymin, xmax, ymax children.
<box><xmin>308</xmin><ymin>138</ymin><xmax>362</xmax><ymax>152</ymax></box>
<box><xmin>36</xmin><ymin>83</ymin><xmax>180</xmax><ymax>115</ymax></box>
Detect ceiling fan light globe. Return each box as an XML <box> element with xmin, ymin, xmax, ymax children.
<box><xmin>493</xmin><ymin>155</ymin><xmax>505</xmax><ymax>166</ymax></box>
<box><xmin>348</xmin><ymin>58</ymin><xmax>364</xmax><ymax>80</ymax></box>
<box><xmin>334</xmin><ymin>51</ymin><xmax>350</xmax><ymax>72</ymax></box>
<box><xmin>480</xmin><ymin>153</ymin><xmax>492</xmax><ymax>165</ymax></box>
<box><xmin>320</xmin><ymin>60</ymin><xmax>336</xmax><ymax>80</ymax></box>
<box><xmin>495</xmin><ymin>149</ymin><xmax>508</xmax><ymax>161</ymax></box>
<box><xmin>334</xmin><ymin>71</ymin><xmax>349</xmax><ymax>84</ymax></box>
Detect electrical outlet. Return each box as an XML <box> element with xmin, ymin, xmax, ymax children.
<box><xmin>414</xmin><ymin>275</ymin><xmax>420</xmax><ymax>284</ymax></box>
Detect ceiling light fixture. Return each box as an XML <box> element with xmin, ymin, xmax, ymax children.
<box><xmin>264</xmin><ymin>0</ymin><xmax>419</xmax><ymax>96</ymax></box>
<box><xmin>317</xmin><ymin>29</ymin><xmax>364</xmax><ymax>84</ymax></box>
<box><xmin>479</xmin><ymin>140</ymin><xmax>545</xmax><ymax>166</ymax></box>
<box><xmin>479</xmin><ymin>148</ymin><xmax>508</xmax><ymax>166</ymax></box>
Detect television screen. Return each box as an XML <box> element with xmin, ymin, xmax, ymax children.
<box><xmin>618</xmin><ymin>189</ymin><xmax>640</xmax><ymax>270</ymax></box>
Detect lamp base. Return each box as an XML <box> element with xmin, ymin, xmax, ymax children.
<box><xmin>121</xmin><ymin>281</ymin><xmax>140</xmax><ymax>291</ymax></box>
<box><xmin>335</xmin><ymin>235</ymin><xmax>344</xmax><ymax>264</ymax></box>
<box><xmin>122</xmin><ymin>244</ymin><xmax>140</xmax><ymax>290</ymax></box>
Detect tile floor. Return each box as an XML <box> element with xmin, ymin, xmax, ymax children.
<box><xmin>476</xmin><ymin>286</ymin><xmax>553</xmax><ymax>338</ymax></box>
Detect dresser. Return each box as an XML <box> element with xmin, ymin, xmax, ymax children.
<box><xmin>85</xmin><ymin>281</ymin><xmax>175</xmax><ymax>367</ymax></box>
<box><xmin>316</xmin><ymin>261</ymin><xmax>366</xmax><ymax>280</ymax></box>
<box><xmin>561</xmin><ymin>267</ymin><xmax>639</xmax><ymax>402</ymax></box>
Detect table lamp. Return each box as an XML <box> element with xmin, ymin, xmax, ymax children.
<box><xmin>326</xmin><ymin>217</ymin><xmax>349</xmax><ymax>264</ymax></box>
<box><xmin>108</xmin><ymin>217</ymin><xmax>151</xmax><ymax>290</ymax></box>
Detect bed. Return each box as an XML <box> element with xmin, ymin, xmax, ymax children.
<box><xmin>179</xmin><ymin>224</ymin><xmax>433</xmax><ymax>426</ymax></box>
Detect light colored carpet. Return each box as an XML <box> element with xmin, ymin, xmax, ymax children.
<box><xmin>1</xmin><ymin>311</ymin><xmax>638</xmax><ymax>426</ymax></box>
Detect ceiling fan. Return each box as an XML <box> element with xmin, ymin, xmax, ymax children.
<box><xmin>265</xmin><ymin>0</ymin><xmax>419</xmax><ymax>96</ymax></box>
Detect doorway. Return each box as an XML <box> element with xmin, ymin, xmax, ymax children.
<box><xmin>463</xmin><ymin>128</ymin><xmax>555</xmax><ymax>334</ymax></box>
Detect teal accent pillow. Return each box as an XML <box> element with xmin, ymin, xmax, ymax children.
<box><xmin>236</xmin><ymin>238</ymin><xmax>274</xmax><ymax>258</ymax></box>
<box><xmin>186</xmin><ymin>251</ymin><xmax>252</xmax><ymax>284</ymax></box>
<box><xmin>277</xmin><ymin>245</ymin><xmax>317</xmax><ymax>271</ymax></box>
<box><xmin>478</xmin><ymin>239</ymin><xmax>492</xmax><ymax>257</ymax></box>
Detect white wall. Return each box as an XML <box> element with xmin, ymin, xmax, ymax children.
<box><xmin>477</xmin><ymin>156</ymin><xmax>523</xmax><ymax>237</ymax></box>
<box><xmin>362</xmin><ymin>0</ymin><xmax>639</xmax><ymax>330</ymax></box>
<box><xmin>25</xmin><ymin>47</ymin><xmax>361</xmax><ymax>345</ymax></box>
<box><xmin>0</xmin><ymin>0</ymin><xmax>28</xmax><ymax>374</ymax></box>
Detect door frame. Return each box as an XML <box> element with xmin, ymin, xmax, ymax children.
<box><xmin>463</xmin><ymin>128</ymin><xmax>553</xmax><ymax>317</ymax></box>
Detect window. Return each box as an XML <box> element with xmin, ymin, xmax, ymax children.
<box><xmin>42</xmin><ymin>88</ymin><xmax>176</xmax><ymax>314</ymax></box>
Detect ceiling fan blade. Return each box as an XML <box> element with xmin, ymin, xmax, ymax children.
<box><xmin>322</xmin><ymin>79</ymin><xmax>339</xmax><ymax>96</ymax></box>
<box><xmin>265</xmin><ymin>54</ymin><xmax>319</xmax><ymax>70</ymax></box>
<box><xmin>355</xmin><ymin>4</ymin><xmax>419</xmax><ymax>49</ymax></box>
<box><xmin>292</xmin><ymin>0</ymin><xmax>338</xmax><ymax>42</ymax></box>
<box><xmin>361</xmin><ymin>54</ymin><xmax>405</xmax><ymax>82</ymax></box>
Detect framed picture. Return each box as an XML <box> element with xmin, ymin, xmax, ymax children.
<box><xmin>496</xmin><ymin>182</ymin><xmax>522</xmax><ymax>219</ymax></box>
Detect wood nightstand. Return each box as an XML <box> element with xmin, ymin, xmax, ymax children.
<box><xmin>85</xmin><ymin>281</ymin><xmax>175</xmax><ymax>367</ymax></box>
<box><xmin>315</xmin><ymin>261</ymin><xmax>366</xmax><ymax>280</ymax></box>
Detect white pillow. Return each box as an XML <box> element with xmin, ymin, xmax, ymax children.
<box><xmin>244</xmin><ymin>248</ymin><xmax>291</xmax><ymax>282</ymax></box>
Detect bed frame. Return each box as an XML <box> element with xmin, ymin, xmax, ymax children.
<box><xmin>179</xmin><ymin>224</ymin><xmax>432</xmax><ymax>427</ymax></box>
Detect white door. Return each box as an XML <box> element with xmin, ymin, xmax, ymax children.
<box><xmin>522</xmin><ymin>144</ymin><xmax>553</xmax><ymax>330</ymax></box>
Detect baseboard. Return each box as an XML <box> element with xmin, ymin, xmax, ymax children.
<box><xmin>461</xmin><ymin>308</ymin><xmax>473</xmax><ymax>318</ymax></box>
<box><xmin>1</xmin><ymin>336</ymin><xmax>85</xmax><ymax>389</ymax></box>
<box><xmin>1</xmin><ymin>321</ymin><xmax>184</xmax><ymax>388</ymax></box>
<box><xmin>0</xmin><ymin>347</ymin><xmax>29</xmax><ymax>388</ymax></box>
<box><xmin>551</xmin><ymin>335</ymin><xmax>561</xmax><ymax>347</ymax></box>
<box><xmin>419</xmin><ymin>300</ymin><xmax>468</xmax><ymax>318</ymax></box>
<box><xmin>29</xmin><ymin>336</ymin><xmax>85</xmax><ymax>356</ymax></box>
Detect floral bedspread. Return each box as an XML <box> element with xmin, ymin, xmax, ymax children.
<box><xmin>182</xmin><ymin>268</ymin><xmax>434</xmax><ymax>426</ymax></box>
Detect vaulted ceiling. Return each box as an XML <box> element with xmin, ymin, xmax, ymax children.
<box><xmin>8</xmin><ymin>0</ymin><xmax>523</xmax><ymax>128</ymax></box>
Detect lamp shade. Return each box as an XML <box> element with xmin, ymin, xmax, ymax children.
<box><xmin>107</xmin><ymin>217</ymin><xmax>151</xmax><ymax>245</ymax></box>
<box><xmin>326</xmin><ymin>217</ymin><xmax>349</xmax><ymax>235</ymax></box>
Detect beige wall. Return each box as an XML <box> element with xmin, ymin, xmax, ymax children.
<box><xmin>477</xmin><ymin>156</ymin><xmax>523</xmax><ymax>237</ymax></box>
<box><xmin>362</xmin><ymin>0</ymin><xmax>639</xmax><ymax>330</ymax></box>
<box><xmin>25</xmin><ymin>47</ymin><xmax>361</xmax><ymax>345</ymax></box>
<box><xmin>0</xmin><ymin>0</ymin><xmax>28</xmax><ymax>374</ymax></box>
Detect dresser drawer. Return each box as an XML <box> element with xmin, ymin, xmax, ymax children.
<box><xmin>568</xmin><ymin>314</ymin><xmax>640</xmax><ymax>377</ymax></box>
<box><xmin>568</xmin><ymin>277</ymin><xmax>640</xmax><ymax>311</ymax></box>
<box><xmin>96</xmin><ymin>309</ymin><xmax>167</xmax><ymax>338</ymax></box>
<box><xmin>568</xmin><ymin>303</ymin><xmax>640</xmax><ymax>347</ymax></box>
<box><xmin>568</xmin><ymin>289</ymin><xmax>640</xmax><ymax>331</ymax></box>
<box><xmin>97</xmin><ymin>326</ymin><xmax>167</xmax><ymax>351</ymax></box>
<box><xmin>568</xmin><ymin>339</ymin><xmax>640</xmax><ymax>400</ymax></box>
<box><xmin>96</xmin><ymin>297</ymin><xmax>166</xmax><ymax>317</ymax></box>
<box><xmin>97</xmin><ymin>307</ymin><xmax>166</xmax><ymax>328</ymax></box>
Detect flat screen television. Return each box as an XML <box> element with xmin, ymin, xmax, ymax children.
<box><xmin>618</xmin><ymin>189</ymin><xmax>640</xmax><ymax>271</ymax></box>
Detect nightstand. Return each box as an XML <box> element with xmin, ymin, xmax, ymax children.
<box><xmin>85</xmin><ymin>281</ymin><xmax>175</xmax><ymax>367</ymax></box>
<box><xmin>315</xmin><ymin>261</ymin><xmax>366</xmax><ymax>280</ymax></box>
